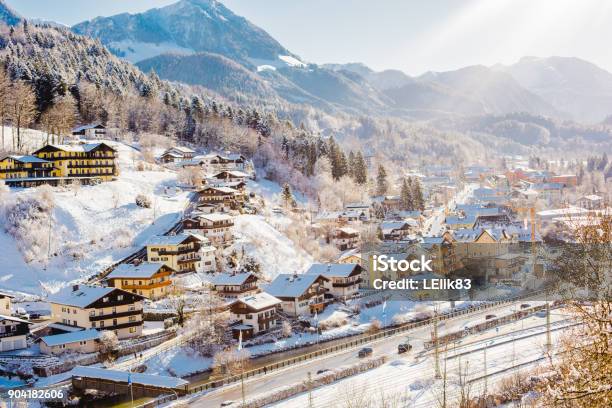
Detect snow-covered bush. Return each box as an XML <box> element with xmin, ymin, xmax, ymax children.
<box><xmin>98</xmin><ymin>331</ymin><xmax>119</xmax><ymax>362</ymax></box>
<box><xmin>135</xmin><ymin>194</ymin><xmax>152</xmax><ymax>208</ymax></box>
<box><xmin>281</xmin><ymin>321</ymin><xmax>293</xmax><ymax>338</ymax></box>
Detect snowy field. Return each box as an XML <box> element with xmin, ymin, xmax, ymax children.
<box><xmin>0</xmin><ymin>130</ymin><xmax>189</xmax><ymax>295</ymax></box>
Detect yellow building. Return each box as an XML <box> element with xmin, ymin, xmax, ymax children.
<box><xmin>47</xmin><ymin>285</ymin><xmax>144</xmax><ymax>339</ymax></box>
<box><xmin>0</xmin><ymin>155</ymin><xmax>58</xmax><ymax>184</ymax></box>
<box><xmin>0</xmin><ymin>291</ymin><xmax>13</xmax><ymax>314</ymax></box>
<box><xmin>145</xmin><ymin>233</ymin><xmax>204</xmax><ymax>274</ymax></box>
<box><xmin>32</xmin><ymin>143</ymin><xmax>119</xmax><ymax>182</ymax></box>
<box><xmin>106</xmin><ymin>263</ymin><xmax>174</xmax><ymax>300</ymax></box>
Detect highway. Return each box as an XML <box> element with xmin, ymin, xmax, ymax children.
<box><xmin>187</xmin><ymin>299</ymin><xmax>558</xmax><ymax>407</ymax></box>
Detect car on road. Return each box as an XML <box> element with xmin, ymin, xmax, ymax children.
<box><xmin>485</xmin><ymin>314</ymin><xmax>496</xmax><ymax>320</ymax></box>
<box><xmin>398</xmin><ymin>343</ymin><xmax>412</xmax><ymax>354</ymax></box>
<box><xmin>316</xmin><ymin>369</ymin><xmax>330</xmax><ymax>375</ymax></box>
<box><xmin>520</xmin><ymin>303</ymin><xmax>531</xmax><ymax>309</ymax></box>
<box><xmin>220</xmin><ymin>401</ymin><xmax>234</xmax><ymax>407</ymax></box>
<box><xmin>358</xmin><ymin>347</ymin><xmax>373</xmax><ymax>358</ymax></box>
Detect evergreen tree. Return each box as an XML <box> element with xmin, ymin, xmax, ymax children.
<box><xmin>353</xmin><ymin>152</ymin><xmax>368</xmax><ymax>185</ymax></box>
<box><xmin>400</xmin><ymin>178</ymin><xmax>413</xmax><ymax>210</ymax></box>
<box><xmin>347</xmin><ymin>151</ymin><xmax>356</xmax><ymax>179</ymax></box>
<box><xmin>411</xmin><ymin>178</ymin><xmax>425</xmax><ymax>211</ymax></box>
<box><xmin>376</xmin><ymin>165</ymin><xmax>388</xmax><ymax>196</ymax></box>
<box><xmin>281</xmin><ymin>183</ymin><xmax>295</xmax><ymax>208</ymax></box>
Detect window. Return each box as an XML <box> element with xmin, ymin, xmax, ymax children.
<box><xmin>117</xmin><ymin>295</ymin><xmax>123</xmax><ymax>301</ymax></box>
<box><xmin>129</xmin><ymin>327</ymin><xmax>136</xmax><ymax>333</ymax></box>
<box><xmin>102</xmin><ymin>297</ymin><xmax>109</xmax><ymax>303</ymax></box>
<box><xmin>129</xmin><ymin>305</ymin><xmax>135</xmax><ymax>311</ymax></box>
<box><xmin>245</xmin><ymin>314</ymin><xmax>253</xmax><ymax>319</ymax></box>
<box><xmin>89</xmin><ymin>310</ymin><xmax>95</xmax><ymax>317</ymax></box>
<box><xmin>92</xmin><ymin>322</ymin><xmax>96</xmax><ymax>327</ymax></box>
<box><xmin>100</xmin><ymin>321</ymin><xmax>104</xmax><ymax>328</ymax></box>
<box><xmin>112</xmin><ymin>307</ymin><xmax>117</xmax><ymax>314</ymax></box>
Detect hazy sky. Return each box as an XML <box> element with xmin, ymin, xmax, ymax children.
<box><xmin>5</xmin><ymin>0</ymin><xmax>612</xmax><ymax>75</ymax></box>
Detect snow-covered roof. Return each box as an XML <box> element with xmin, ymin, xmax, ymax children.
<box><xmin>581</xmin><ymin>194</ymin><xmax>602</xmax><ymax>201</ymax></box>
<box><xmin>146</xmin><ymin>233</ymin><xmax>197</xmax><ymax>246</ymax></box>
<box><xmin>200</xmin><ymin>186</ymin><xmax>238</xmax><ymax>194</ymax></box>
<box><xmin>167</xmin><ymin>146</ymin><xmax>195</xmax><ymax>154</ymax></box>
<box><xmin>72</xmin><ymin>123</ymin><xmax>105</xmax><ymax>132</ymax></box>
<box><xmin>48</xmin><ymin>323</ymin><xmax>84</xmax><ymax>332</ymax></box>
<box><xmin>336</xmin><ymin>227</ymin><xmax>359</xmax><ymax>235</ymax></box>
<box><xmin>5</xmin><ymin>155</ymin><xmax>50</xmax><ymax>164</ymax></box>
<box><xmin>211</xmin><ymin>273</ymin><xmax>256</xmax><ymax>286</ymax></box>
<box><xmin>213</xmin><ymin>170</ymin><xmax>249</xmax><ymax>178</ymax></box>
<box><xmin>445</xmin><ymin>216</ymin><xmax>476</xmax><ymax>226</ymax></box>
<box><xmin>47</xmin><ymin>285</ymin><xmax>116</xmax><ymax>308</ymax></box>
<box><xmin>198</xmin><ymin>213</ymin><xmax>233</xmax><ymax>222</ymax></box>
<box><xmin>380</xmin><ymin>221</ymin><xmax>409</xmax><ymax>234</ymax></box>
<box><xmin>264</xmin><ymin>274</ymin><xmax>327</xmax><ymax>298</ymax></box>
<box><xmin>0</xmin><ymin>314</ymin><xmax>32</xmax><ymax>324</ymax></box>
<box><xmin>45</xmin><ymin>143</ymin><xmax>114</xmax><ymax>153</ymax></box>
<box><xmin>71</xmin><ymin>366</ymin><xmax>188</xmax><ymax>389</ymax></box>
<box><xmin>160</xmin><ymin>151</ymin><xmax>183</xmax><ymax>158</ymax></box>
<box><xmin>107</xmin><ymin>263</ymin><xmax>169</xmax><ymax>279</ymax></box>
<box><xmin>40</xmin><ymin>328</ymin><xmax>101</xmax><ymax>347</ymax></box>
<box><xmin>234</xmin><ymin>292</ymin><xmax>281</xmax><ymax>310</ymax></box>
<box><xmin>337</xmin><ymin>248</ymin><xmax>361</xmax><ymax>261</ymax></box>
<box><xmin>306</xmin><ymin>263</ymin><xmax>361</xmax><ymax>278</ymax></box>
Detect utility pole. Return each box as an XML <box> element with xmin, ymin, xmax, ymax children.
<box><xmin>545</xmin><ymin>301</ymin><xmax>552</xmax><ymax>352</ymax></box>
<box><xmin>433</xmin><ymin>310</ymin><xmax>441</xmax><ymax>379</ymax></box>
<box><xmin>483</xmin><ymin>341</ymin><xmax>489</xmax><ymax>399</ymax></box>
<box><xmin>307</xmin><ymin>371</ymin><xmax>314</xmax><ymax>408</ymax></box>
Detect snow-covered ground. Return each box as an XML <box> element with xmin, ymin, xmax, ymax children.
<box><xmin>0</xmin><ymin>131</ymin><xmax>189</xmax><ymax>295</ymax></box>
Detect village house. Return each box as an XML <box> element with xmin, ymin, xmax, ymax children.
<box><xmin>379</xmin><ymin>220</ymin><xmax>414</xmax><ymax>241</ymax></box>
<box><xmin>71</xmin><ymin>124</ymin><xmax>106</xmax><ymax>139</ymax></box>
<box><xmin>211</xmin><ymin>170</ymin><xmax>250</xmax><ymax>183</ymax></box>
<box><xmin>0</xmin><ymin>155</ymin><xmax>57</xmax><ymax>185</ymax></box>
<box><xmin>345</xmin><ymin>203</ymin><xmax>371</xmax><ymax>221</ymax></box>
<box><xmin>2</xmin><ymin>142</ymin><xmax>120</xmax><ymax>187</ymax></box>
<box><xmin>183</xmin><ymin>213</ymin><xmax>234</xmax><ymax>246</ymax></box>
<box><xmin>160</xmin><ymin>146</ymin><xmax>196</xmax><ymax>163</ymax></box>
<box><xmin>202</xmin><ymin>153</ymin><xmax>247</xmax><ymax>173</ymax></box>
<box><xmin>0</xmin><ymin>291</ymin><xmax>13</xmax><ymax>314</ymax></box>
<box><xmin>39</xmin><ymin>328</ymin><xmax>102</xmax><ymax>355</ymax></box>
<box><xmin>332</xmin><ymin>227</ymin><xmax>360</xmax><ymax>251</ymax></box>
<box><xmin>264</xmin><ymin>274</ymin><xmax>330</xmax><ymax>317</ymax></box>
<box><xmin>106</xmin><ymin>263</ymin><xmax>175</xmax><ymax>300</ymax></box>
<box><xmin>305</xmin><ymin>263</ymin><xmax>363</xmax><ymax>300</ymax></box>
<box><xmin>229</xmin><ymin>292</ymin><xmax>282</xmax><ymax>340</ymax></box>
<box><xmin>145</xmin><ymin>233</ymin><xmax>210</xmax><ymax>274</ymax></box>
<box><xmin>0</xmin><ymin>315</ymin><xmax>31</xmax><ymax>352</ymax></box>
<box><xmin>211</xmin><ymin>272</ymin><xmax>260</xmax><ymax>300</ymax></box>
<box><xmin>445</xmin><ymin>215</ymin><xmax>477</xmax><ymax>230</ymax></box>
<box><xmin>47</xmin><ymin>285</ymin><xmax>144</xmax><ymax>339</ymax></box>
<box><xmin>197</xmin><ymin>186</ymin><xmax>242</xmax><ymax>209</ymax></box>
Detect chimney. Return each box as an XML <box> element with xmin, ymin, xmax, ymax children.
<box><xmin>72</xmin><ymin>284</ymin><xmax>79</xmax><ymax>292</ymax></box>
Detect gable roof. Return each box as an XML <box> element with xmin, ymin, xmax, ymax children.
<box><xmin>233</xmin><ymin>292</ymin><xmax>280</xmax><ymax>310</ymax></box>
<box><xmin>72</xmin><ymin>124</ymin><xmax>105</xmax><ymax>132</ymax></box>
<box><xmin>33</xmin><ymin>142</ymin><xmax>115</xmax><ymax>154</ymax></box>
<box><xmin>47</xmin><ymin>285</ymin><xmax>142</xmax><ymax>308</ymax></box>
<box><xmin>211</xmin><ymin>273</ymin><xmax>257</xmax><ymax>286</ymax></box>
<box><xmin>0</xmin><ymin>314</ymin><xmax>32</xmax><ymax>324</ymax></box>
<box><xmin>40</xmin><ymin>328</ymin><xmax>101</xmax><ymax>347</ymax></box>
<box><xmin>3</xmin><ymin>155</ymin><xmax>51</xmax><ymax>164</ymax></box>
<box><xmin>146</xmin><ymin>233</ymin><xmax>199</xmax><ymax>246</ymax></box>
<box><xmin>264</xmin><ymin>274</ymin><xmax>328</xmax><ymax>298</ymax></box>
<box><xmin>107</xmin><ymin>263</ymin><xmax>171</xmax><ymax>279</ymax></box>
<box><xmin>305</xmin><ymin>263</ymin><xmax>362</xmax><ymax>278</ymax></box>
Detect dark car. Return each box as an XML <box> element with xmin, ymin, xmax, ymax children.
<box><xmin>398</xmin><ymin>343</ymin><xmax>413</xmax><ymax>354</ymax></box>
<box><xmin>316</xmin><ymin>369</ymin><xmax>330</xmax><ymax>375</ymax></box>
<box><xmin>485</xmin><ymin>314</ymin><xmax>496</xmax><ymax>320</ymax></box>
<box><xmin>358</xmin><ymin>347</ymin><xmax>373</xmax><ymax>358</ymax></box>
<box><xmin>520</xmin><ymin>303</ymin><xmax>531</xmax><ymax>309</ymax></box>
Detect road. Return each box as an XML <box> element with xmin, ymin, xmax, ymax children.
<box><xmin>265</xmin><ymin>310</ymin><xmax>574</xmax><ymax>408</ymax></box>
<box><xmin>421</xmin><ymin>183</ymin><xmax>476</xmax><ymax>237</ymax></box>
<box><xmin>188</xmin><ymin>299</ymin><xmax>555</xmax><ymax>407</ymax></box>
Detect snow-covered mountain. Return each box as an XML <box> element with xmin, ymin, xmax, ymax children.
<box><xmin>72</xmin><ymin>0</ymin><xmax>298</xmax><ymax>68</ymax></box>
<box><xmin>496</xmin><ymin>56</ymin><xmax>612</xmax><ymax>123</ymax></box>
<box><xmin>0</xmin><ymin>0</ymin><xmax>21</xmax><ymax>26</ymax></box>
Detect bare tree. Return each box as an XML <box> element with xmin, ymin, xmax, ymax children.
<box><xmin>9</xmin><ymin>80</ymin><xmax>37</xmax><ymax>151</ymax></box>
<box><xmin>0</xmin><ymin>67</ymin><xmax>10</xmax><ymax>150</ymax></box>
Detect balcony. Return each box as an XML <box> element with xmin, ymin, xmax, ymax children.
<box><xmin>258</xmin><ymin>313</ymin><xmax>276</xmax><ymax>323</ymax></box>
<box><xmin>89</xmin><ymin>308</ymin><xmax>143</xmax><ymax>322</ymax></box>
<box><xmin>332</xmin><ymin>278</ymin><xmax>362</xmax><ymax>288</ymax></box>
<box><xmin>0</xmin><ymin>325</ymin><xmax>29</xmax><ymax>338</ymax></box>
<box><xmin>178</xmin><ymin>255</ymin><xmax>201</xmax><ymax>264</ymax></box>
<box><xmin>157</xmin><ymin>247</ymin><xmax>200</xmax><ymax>256</ymax></box>
<box><xmin>120</xmin><ymin>281</ymin><xmax>171</xmax><ymax>290</ymax></box>
<box><xmin>98</xmin><ymin>320</ymin><xmax>143</xmax><ymax>331</ymax></box>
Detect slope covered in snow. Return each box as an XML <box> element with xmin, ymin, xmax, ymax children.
<box><xmin>0</xmin><ymin>135</ymin><xmax>189</xmax><ymax>295</ymax></box>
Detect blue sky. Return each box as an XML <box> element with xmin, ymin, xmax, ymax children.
<box><xmin>5</xmin><ymin>0</ymin><xmax>612</xmax><ymax>75</ymax></box>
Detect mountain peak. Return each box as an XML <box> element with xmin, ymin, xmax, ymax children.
<box><xmin>0</xmin><ymin>0</ymin><xmax>22</xmax><ymax>26</ymax></box>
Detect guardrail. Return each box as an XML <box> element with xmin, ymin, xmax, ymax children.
<box><xmin>186</xmin><ymin>289</ymin><xmax>548</xmax><ymax>394</ymax></box>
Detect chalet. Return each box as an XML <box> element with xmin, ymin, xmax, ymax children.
<box><xmin>197</xmin><ymin>186</ymin><xmax>241</xmax><ymax>209</ymax></box>
<box><xmin>183</xmin><ymin>213</ymin><xmax>234</xmax><ymax>246</ymax></box>
<box><xmin>72</xmin><ymin>124</ymin><xmax>106</xmax><ymax>138</ymax></box>
<box><xmin>160</xmin><ymin>146</ymin><xmax>196</xmax><ymax>163</ymax></box>
<box><xmin>203</xmin><ymin>153</ymin><xmax>247</xmax><ymax>173</ymax></box>
<box><xmin>211</xmin><ymin>273</ymin><xmax>259</xmax><ymax>300</ymax></box>
<box><xmin>452</xmin><ymin>228</ymin><xmax>518</xmax><ymax>278</ymax></box>
<box><xmin>0</xmin><ymin>315</ymin><xmax>31</xmax><ymax>351</ymax></box>
<box><xmin>445</xmin><ymin>216</ymin><xmax>477</xmax><ymax>230</ymax></box>
<box><xmin>31</xmin><ymin>143</ymin><xmax>118</xmax><ymax>184</ymax></box>
<box><xmin>0</xmin><ymin>291</ymin><xmax>13</xmax><ymax>314</ymax></box>
<box><xmin>0</xmin><ymin>155</ymin><xmax>57</xmax><ymax>185</ymax></box>
<box><xmin>145</xmin><ymin>233</ymin><xmax>211</xmax><ymax>274</ymax></box>
<box><xmin>379</xmin><ymin>220</ymin><xmax>413</xmax><ymax>241</ymax></box>
<box><xmin>305</xmin><ymin>263</ymin><xmax>363</xmax><ymax>300</ymax></box>
<box><xmin>332</xmin><ymin>227</ymin><xmax>360</xmax><ymax>251</ymax></box>
<box><xmin>211</xmin><ymin>170</ymin><xmax>249</xmax><ymax>183</ymax></box>
<box><xmin>264</xmin><ymin>274</ymin><xmax>329</xmax><ymax>317</ymax></box>
<box><xmin>345</xmin><ymin>203</ymin><xmax>371</xmax><ymax>221</ymax></box>
<box><xmin>47</xmin><ymin>285</ymin><xmax>144</xmax><ymax>339</ymax></box>
<box><xmin>39</xmin><ymin>328</ymin><xmax>102</xmax><ymax>355</ymax></box>
<box><xmin>204</xmin><ymin>178</ymin><xmax>247</xmax><ymax>192</ymax></box>
<box><xmin>106</xmin><ymin>263</ymin><xmax>174</xmax><ymax>300</ymax></box>
<box><xmin>229</xmin><ymin>293</ymin><xmax>281</xmax><ymax>339</ymax></box>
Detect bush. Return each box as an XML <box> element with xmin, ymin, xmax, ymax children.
<box><xmin>135</xmin><ymin>194</ymin><xmax>152</xmax><ymax>208</ymax></box>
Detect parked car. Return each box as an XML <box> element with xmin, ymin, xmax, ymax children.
<box><xmin>520</xmin><ymin>303</ymin><xmax>531</xmax><ymax>309</ymax></box>
<box><xmin>316</xmin><ymin>369</ymin><xmax>330</xmax><ymax>375</ymax></box>
<box><xmin>398</xmin><ymin>343</ymin><xmax>412</xmax><ymax>354</ymax></box>
<box><xmin>220</xmin><ymin>401</ymin><xmax>234</xmax><ymax>407</ymax></box>
<box><xmin>358</xmin><ymin>347</ymin><xmax>373</xmax><ymax>358</ymax></box>
<box><xmin>485</xmin><ymin>314</ymin><xmax>496</xmax><ymax>320</ymax></box>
